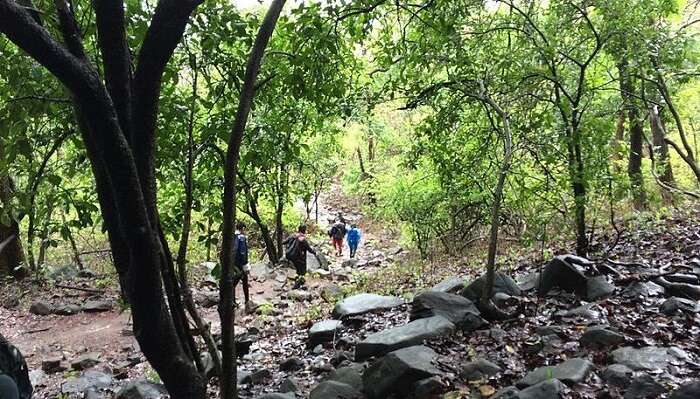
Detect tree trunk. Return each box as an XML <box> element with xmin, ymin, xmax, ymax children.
<box><xmin>219</xmin><ymin>3</ymin><xmax>286</xmax><ymax>398</ymax></box>
<box><xmin>0</xmin><ymin>175</ymin><xmax>27</xmax><ymax>279</ymax></box>
<box><xmin>619</xmin><ymin>61</ymin><xmax>646</xmax><ymax>210</ymax></box>
<box><xmin>244</xmin><ymin>189</ymin><xmax>279</xmax><ymax>262</ymax></box>
<box><xmin>61</xmin><ymin>212</ymin><xmax>84</xmax><ymax>270</ymax></box>
<box><xmin>650</xmin><ymin>104</ymin><xmax>675</xmax><ymax>202</ymax></box>
<box><xmin>611</xmin><ymin>111</ymin><xmax>625</xmax><ymax>174</ymax></box>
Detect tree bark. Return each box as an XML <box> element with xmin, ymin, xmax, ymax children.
<box><xmin>618</xmin><ymin>61</ymin><xmax>646</xmax><ymax>210</ymax></box>
<box><xmin>219</xmin><ymin>2</ymin><xmax>286</xmax><ymax>399</ymax></box>
<box><xmin>0</xmin><ymin>175</ymin><xmax>27</xmax><ymax>279</ymax></box>
<box><xmin>650</xmin><ymin>104</ymin><xmax>674</xmax><ymax>202</ymax></box>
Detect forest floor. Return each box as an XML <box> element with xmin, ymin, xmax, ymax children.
<box><xmin>1</xmin><ymin>188</ymin><xmax>700</xmax><ymax>398</ymax></box>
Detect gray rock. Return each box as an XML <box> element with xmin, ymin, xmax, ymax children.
<box><xmin>431</xmin><ymin>276</ymin><xmax>465</xmax><ymax>293</ymax></box>
<box><xmin>307</xmin><ymin>251</ymin><xmax>329</xmax><ymax>271</ymax></box>
<box><xmin>622</xmin><ymin>281</ymin><xmax>665</xmax><ymax>297</ymax></box>
<box><xmin>200</xmin><ymin>350</ymin><xmax>221</xmax><ymax>378</ymax></box>
<box><xmin>28</xmin><ymin>369</ymin><xmax>46</xmax><ymax>387</ymax></box>
<box><xmin>579</xmin><ymin>326</ymin><xmax>625</xmax><ymax>348</ymax></box>
<box><xmin>411</xmin><ymin>291</ymin><xmax>486</xmax><ymax>332</ymax></box>
<box><xmin>602</xmin><ymin>364</ymin><xmax>633</xmax><ymax>388</ymax></box>
<box><xmin>46</xmin><ymin>264</ymin><xmax>80</xmax><ymax>281</ymax></box>
<box><xmin>288</xmin><ymin>289</ymin><xmax>314</xmax><ymax>301</ymax></box>
<box><xmin>29</xmin><ymin>301</ymin><xmax>53</xmax><ymax>315</ymax></box>
<box><xmin>537</xmin><ymin>256</ymin><xmax>588</xmax><ymax>297</ymax></box>
<box><xmin>413</xmin><ymin>376</ymin><xmax>445</xmax><ymax>399</ymax></box>
<box><xmin>535</xmin><ymin>325</ymin><xmax>564</xmax><ymax>337</ymax></box>
<box><xmin>54</xmin><ymin>303</ymin><xmax>82</xmax><ymax>315</ymax></box>
<box><xmin>518</xmin><ymin>379</ymin><xmax>566</xmax><ymax>399</ymax></box>
<box><xmin>611</xmin><ymin>346</ymin><xmax>683</xmax><ymax>371</ymax></box>
<box><xmin>517</xmin><ymin>272</ymin><xmax>541</xmax><ymax>292</ymax></box>
<box><xmin>280</xmin><ymin>357</ymin><xmax>305</xmax><ymax>372</ymax></box>
<box><xmin>661</xmin><ymin>297</ymin><xmax>699</xmax><ymax>315</ymax></box>
<box><xmin>554</xmin><ymin>303</ymin><xmax>600</xmax><ymax>320</ymax></box>
<box><xmin>355</xmin><ymin>315</ymin><xmax>455</xmax><ymax>360</ymax></box>
<box><xmin>309</xmin><ymin>320</ymin><xmax>343</xmax><ymax>346</ymax></box>
<box><xmin>240</xmin><ymin>368</ymin><xmax>272</xmax><ymax>385</ymax></box>
<box><xmin>665</xmin><ymin>273</ymin><xmax>699</xmax><ymax>284</ymax></box>
<box><xmin>82</xmin><ymin>300</ymin><xmax>113</xmax><ymax>313</ymax></box>
<box><xmin>71</xmin><ymin>352</ymin><xmax>101</xmax><ymax>370</ymax></box>
<box><xmin>517</xmin><ymin>358</ymin><xmax>593</xmax><ymax>387</ymax></box>
<box><xmin>61</xmin><ymin>370</ymin><xmax>114</xmax><ymax>394</ymax></box>
<box><xmin>461</xmin><ymin>272</ymin><xmax>521</xmax><ymax>301</ymax></box>
<box><xmin>258</xmin><ymin>393</ymin><xmax>296</xmax><ymax>399</ymax></box>
<box><xmin>320</xmin><ymin>284</ymin><xmax>344</xmax><ymax>303</ymax></box>
<box><xmin>586</xmin><ymin>276</ymin><xmax>615</xmax><ymax>301</ymax></box>
<box><xmin>194</xmin><ymin>290</ymin><xmax>219</xmax><ymax>308</ymax></box>
<box><xmin>309</xmin><ymin>380</ymin><xmax>363</xmax><ymax>399</ymax></box>
<box><xmin>325</xmin><ymin>363</ymin><xmax>364</xmax><ymax>388</ymax></box>
<box><xmin>362</xmin><ymin>345</ymin><xmax>440</xmax><ymax>399</ymax></box>
<box><xmin>670</xmin><ymin>381</ymin><xmax>700</xmax><ymax>399</ymax></box>
<box><xmin>493</xmin><ymin>386</ymin><xmax>520</xmax><ymax>399</ymax></box>
<box><xmin>332</xmin><ymin>293</ymin><xmax>404</xmax><ymax>318</ymax></box>
<box><xmin>658</xmin><ymin>279</ymin><xmax>700</xmax><ymax>300</ymax></box>
<box><xmin>279</xmin><ymin>377</ymin><xmax>300</xmax><ymax>393</ymax></box>
<box><xmin>115</xmin><ymin>380</ymin><xmax>168</xmax><ymax>399</ymax></box>
<box><xmin>461</xmin><ymin>358</ymin><xmax>501</xmax><ymax>380</ymax></box>
<box><xmin>41</xmin><ymin>356</ymin><xmax>65</xmax><ymax>373</ymax></box>
<box><xmin>624</xmin><ymin>374</ymin><xmax>667</xmax><ymax>399</ymax></box>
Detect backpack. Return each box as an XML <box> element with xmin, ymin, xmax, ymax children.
<box><xmin>235</xmin><ymin>234</ymin><xmax>248</xmax><ymax>267</ymax></box>
<box><xmin>332</xmin><ymin>224</ymin><xmax>345</xmax><ymax>240</ymax></box>
<box><xmin>0</xmin><ymin>337</ymin><xmax>32</xmax><ymax>399</ymax></box>
<box><xmin>285</xmin><ymin>235</ymin><xmax>301</xmax><ymax>261</ymax></box>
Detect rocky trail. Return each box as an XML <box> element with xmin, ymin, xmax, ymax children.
<box><xmin>1</xmin><ymin>192</ymin><xmax>700</xmax><ymax>399</ymax></box>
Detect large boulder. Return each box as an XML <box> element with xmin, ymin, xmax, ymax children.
<box><xmin>115</xmin><ymin>380</ymin><xmax>167</xmax><ymax>399</ymax></box>
<box><xmin>516</xmin><ymin>358</ymin><xmax>593</xmax><ymax>388</ymax></box>
<box><xmin>611</xmin><ymin>346</ymin><xmax>684</xmax><ymax>371</ymax></box>
<box><xmin>309</xmin><ymin>380</ymin><xmax>363</xmax><ymax>399</ymax></box>
<box><xmin>362</xmin><ymin>345</ymin><xmax>441</xmax><ymax>399</ymax></box>
<box><xmin>461</xmin><ymin>272</ymin><xmax>521</xmax><ymax>301</ymax></box>
<box><xmin>309</xmin><ymin>320</ymin><xmax>343</xmax><ymax>346</ymax></box>
<box><xmin>670</xmin><ymin>381</ymin><xmax>700</xmax><ymax>399</ymax></box>
<box><xmin>355</xmin><ymin>315</ymin><xmax>454</xmax><ymax>360</ymax></box>
<box><xmin>537</xmin><ymin>255</ymin><xmax>588</xmax><ymax>297</ymax></box>
<box><xmin>431</xmin><ymin>276</ymin><xmax>465</xmax><ymax>294</ymax></box>
<box><xmin>411</xmin><ymin>291</ymin><xmax>486</xmax><ymax>332</ymax></box>
<box><xmin>332</xmin><ymin>293</ymin><xmax>404</xmax><ymax>318</ymax></box>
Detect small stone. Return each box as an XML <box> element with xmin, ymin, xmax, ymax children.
<box><xmin>660</xmin><ymin>297</ymin><xmax>699</xmax><ymax>315</ymax></box>
<box><xmin>54</xmin><ymin>303</ymin><xmax>82</xmax><ymax>315</ymax></box>
<box><xmin>332</xmin><ymin>293</ymin><xmax>404</xmax><ymax>318</ymax></box>
<box><xmin>517</xmin><ymin>358</ymin><xmax>593</xmax><ymax>387</ymax></box>
<box><xmin>82</xmin><ymin>300</ymin><xmax>113</xmax><ymax>313</ymax></box>
<box><xmin>240</xmin><ymin>368</ymin><xmax>272</xmax><ymax>385</ymax></box>
<box><xmin>41</xmin><ymin>356</ymin><xmax>65</xmax><ymax>373</ymax></box>
<box><xmin>518</xmin><ymin>379</ymin><xmax>566</xmax><ymax>399</ymax></box>
<box><xmin>279</xmin><ymin>377</ymin><xmax>300</xmax><ymax>393</ymax></box>
<box><xmin>320</xmin><ymin>284</ymin><xmax>344</xmax><ymax>303</ymax></box>
<box><xmin>355</xmin><ymin>315</ymin><xmax>454</xmax><ymax>360</ymax></box>
<box><xmin>670</xmin><ymin>380</ymin><xmax>700</xmax><ymax>399</ymax></box>
<box><xmin>461</xmin><ymin>358</ymin><xmax>501</xmax><ymax>380</ymax></box>
<box><xmin>29</xmin><ymin>301</ymin><xmax>53</xmax><ymax>315</ymax></box>
<box><xmin>611</xmin><ymin>346</ymin><xmax>680</xmax><ymax>371</ymax></box>
<box><xmin>602</xmin><ymin>364</ymin><xmax>633</xmax><ymax>388</ymax></box>
<box><xmin>413</xmin><ymin>376</ymin><xmax>445</xmax><ymax>399</ymax></box>
<box><xmin>309</xmin><ymin>320</ymin><xmax>343</xmax><ymax>346</ymax></box>
<box><xmin>462</xmin><ymin>272</ymin><xmax>521</xmax><ymax>301</ymax></box>
<box><xmin>28</xmin><ymin>369</ymin><xmax>46</xmax><ymax>387</ymax></box>
<box><xmin>537</xmin><ymin>255</ymin><xmax>588</xmax><ymax>297</ymax></box>
<box><xmin>309</xmin><ymin>381</ymin><xmax>362</xmax><ymax>399</ymax></box>
<box><xmin>586</xmin><ymin>276</ymin><xmax>615</xmax><ymax>301</ymax></box>
<box><xmin>71</xmin><ymin>352</ymin><xmax>101</xmax><ymax>370</ymax></box>
<box><xmin>325</xmin><ymin>363</ymin><xmax>363</xmax><ymax>388</ymax></box>
<box><xmin>116</xmin><ymin>380</ymin><xmax>168</xmax><ymax>399</ymax></box>
<box><xmin>579</xmin><ymin>326</ymin><xmax>625</xmax><ymax>348</ymax></box>
<box><xmin>279</xmin><ymin>357</ymin><xmax>305</xmax><ymax>372</ymax></box>
<box><xmin>624</xmin><ymin>374</ymin><xmax>667</xmax><ymax>399</ymax></box>
<box><xmin>431</xmin><ymin>276</ymin><xmax>465</xmax><ymax>293</ymax></box>
<box><xmin>258</xmin><ymin>393</ymin><xmax>295</xmax><ymax>399</ymax></box>
<box><xmin>288</xmin><ymin>289</ymin><xmax>314</xmax><ymax>301</ymax></box>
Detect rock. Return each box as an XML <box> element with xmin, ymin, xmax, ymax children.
<box><xmin>54</xmin><ymin>303</ymin><xmax>82</xmax><ymax>315</ymax></box>
<box><xmin>41</xmin><ymin>355</ymin><xmax>63</xmax><ymax>372</ymax></box>
<box><xmin>258</xmin><ymin>393</ymin><xmax>295</xmax><ymax>399</ymax></box>
<box><xmin>431</xmin><ymin>276</ymin><xmax>465</xmax><ymax>293</ymax></box>
<box><xmin>518</xmin><ymin>379</ymin><xmax>566</xmax><ymax>399</ymax></box>
<box><xmin>312</xmin><ymin>344</ymin><xmax>324</xmax><ymax>355</ymax></box>
<box><xmin>537</xmin><ymin>255</ymin><xmax>588</xmax><ymax>297</ymax></box>
<box><xmin>355</xmin><ymin>315</ymin><xmax>455</xmax><ymax>360</ymax></box>
<box><xmin>657</xmin><ymin>278</ymin><xmax>700</xmax><ymax>300</ymax></box>
<box><xmin>240</xmin><ymin>368</ymin><xmax>272</xmax><ymax>385</ymax></box>
<box><xmin>517</xmin><ymin>272</ymin><xmax>541</xmax><ymax>291</ymax></box>
<box><xmin>493</xmin><ymin>386</ymin><xmax>520</xmax><ymax>399</ymax></box>
<box><xmin>311</xmin><ymin>357</ymin><xmax>334</xmax><ymax>373</ymax></box>
<box><xmin>200</xmin><ymin>351</ymin><xmax>221</xmax><ymax>378</ymax></box>
<box><xmin>517</xmin><ymin>358</ymin><xmax>593</xmax><ymax>387</ymax></box>
<box><xmin>279</xmin><ymin>377</ymin><xmax>300</xmax><ymax>393</ymax></box>
<box><xmin>325</xmin><ymin>363</ymin><xmax>364</xmax><ymax>388</ymax></box>
<box><xmin>602</xmin><ymin>364</ymin><xmax>634</xmax><ymax>388</ymax></box>
<box><xmin>670</xmin><ymin>381</ymin><xmax>700</xmax><ymax>399</ymax></box>
<box><xmin>332</xmin><ymin>293</ymin><xmax>404</xmax><ymax>318</ymax></box>
<box><xmin>611</xmin><ymin>346</ymin><xmax>683</xmax><ymax>371</ymax></box>
<box><xmin>535</xmin><ymin>325</ymin><xmax>564</xmax><ymax>337</ymax></box>
<box><xmin>554</xmin><ymin>303</ymin><xmax>600</xmax><ymax>320</ymax></box>
<box><xmin>622</xmin><ymin>281</ymin><xmax>665</xmax><ymax>297</ymax></box>
<box><xmin>321</xmin><ymin>284</ymin><xmax>344</xmax><ymax>303</ymax></box>
<box><xmin>362</xmin><ymin>345</ymin><xmax>440</xmax><ymax>399</ymax></box>
<box><xmin>411</xmin><ymin>291</ymin><xmax>487</xmax><ymax>332</ymax></box>
<box><xmin>248</xmin><ymin>262</ymin><xmax>274</xmax><ymax>279</ymax></box>
<box><xmin>342</xmin><ymin>259</ymin><xmax>358</xmax><ymax>268</ymax></box>
<box><xmin>665</xmin><ymin>273</ymin><xmax>699</xmax><ymax>284</ymax></box>
<box><xmin>579</xmin><ymin>325</ymin><xmax>625</xmax><ymax>348</ymax></box>
<box><xmin>71</xmin><ymin>352</ymin><xmax>101</xmax><ymax>370</ymax></box>
<box><xmin>330</xmin><ymin>351</ymin><xmax>353</xmax><ymax>367</ymax></box>
<box><xmin>413</xmin><ymin>376</ymin><xmax>445</xmax><ymax>399</ymax></box>
<box><xmin>115</xmin><ymin>380</ymin><xmax>168</xmax><ymax>399</ymax></box>
<box><xmin>624</xmin><ymin>374</ymin><xmax>667</xmax><ymax>399</ymax></box>
<box><xmin>660</xmin><ymin>297</ymin><xmax>699</xmax><ymax>315</ymax></box>
<box><xmin>77</xmin><ymin>269</ymin><xmax>97</xmax><ymax>278</ymax></box>
<box><xmin>2</xmin><ymin>296</ymin><xmax>19</xmax><ymax>309</ymax></box>
<box><xmin>586</xmin><ymin>276</ymin><xmax>615</xmax><ymax>300</ymax></box>
<box><xmin>288</xmin><ymin>289</ymin><xmax>314</xmax><ymax>301</ymax></box>
<box><xmin>194</xmin><ymin>290</ymin><xmax>219</xmax><ymax>308</ymax></box>
<box><xmin>29</xmin><ymin>301</ymin><xmax>53</xmax><ymax>315</ymax></box>
<box><xmin>82</xmin><ymin>300</ymin><xmax>113</xmax><ymax>313</ymax></box>
<box><xmin>280</xmin><ymin>357</ymin><xmax>305</xmax><ymax>372</ymax></box>
<box><xmin>309</xmin><ymin>380</ymin><xmax>363</xmax><ymax>399</ymax></box>
<box><xmin>461</xmin><ymin>358</ymin><xmax>501</xmax><ymax>380</ymax></box>
<box><xmin>46</xmin><ymin>264</ymin><xmax>80</xmax><ymax>280</ymax></box>
<box><xmin>461</xmin><ymin>272</ymin><xmax>521</xmax><ymax>301</ymax></box>
<box><xmin>28</xmin><ymin>369</ymin><xmax>46</xmax><ymax>387</ymax></box>
<box><xmin>309</xmin><ymin>320</ymin><xmax>343</xmax><ymax>346</ymax></box>
<box><xmin>493</xmin><ymin>292</ymin><xmax>515</xmax><ymax>307</ymax></box>
<box><xmin>61</xmin><ymin>370</ymin><xmax>114</xmax><ymax>394</ymax></box>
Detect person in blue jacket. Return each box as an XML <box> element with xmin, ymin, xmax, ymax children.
<box><xmin>233</xmin><ymin>222</ymin><xmax>250</xmax><ymax>310</ymax></box>
<box><xmin>347</xmin><ymin>224</ymin><xmax>362</xmax><ymax>258</ymax></box>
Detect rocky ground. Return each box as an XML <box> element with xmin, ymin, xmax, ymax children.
<box><xmin>1</xmin><ymin>191</ymin><xmax>700</xmax><ymax>399</ymax></box>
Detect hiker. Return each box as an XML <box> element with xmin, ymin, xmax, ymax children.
<box><xmin>336</xmin><ymin>212</ymin><xmax>347</xmax><ymax>225</ymax></box>
<box><xmin>328</xmin><ymin>219</ymin><xmax>347</xmax><ymax>256</ymax></box>
<box><xmin>233</xmin><ymin>222</ymin><xmax>250</xmax><ymax>311</ymax></box>
<box><xmin>283</xmin><ymin>224</ymin><xmax>319</xmax><ymax>289</ymax></box>
<box><xmin>347</xmin><ymin>224</ymin><xmax>362</xmax><ymax>258</ymax></box>
<box><xmin>0</xmin><ymin>333</ymin><xmax>32</xmax><ymax>399</ymax></box>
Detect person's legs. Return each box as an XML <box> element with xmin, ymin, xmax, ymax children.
<box><xmin>293</xmin><ymin>260</ymin><xmax>306</xmax><ymax>289</ymax></box>
<box><xmin>332</xmin><ymin>238</ymin><xmax>341</xmax><ymax>255</ymax></box>
<box><xmin>241</xmin><ymin>272</ymin><xmax>250</xmax><ymax>304</ymax></box>
<box><xmin>0</xmin><ymin>374</ymin><xmax>19</xmax><ymax>399</ymax></box>
<box><xmin>349</xmin><ymin>242</ymin><xmax>357</xmax><ymax>258</ymax></box>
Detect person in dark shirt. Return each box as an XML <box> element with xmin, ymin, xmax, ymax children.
<box><xmin>233</xmin><ymin>222</ymin><xmax>250</xmax><ymax>310</ymax></box>
<box><xmin>0</xmin><ymin>333</ymin><xmax>31</xmax><ymax>399</ymax></box>
<box><xmin>283</xmin><ymin>224</ymin><xmax>319</xmax><ymax>289</ymax></box>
